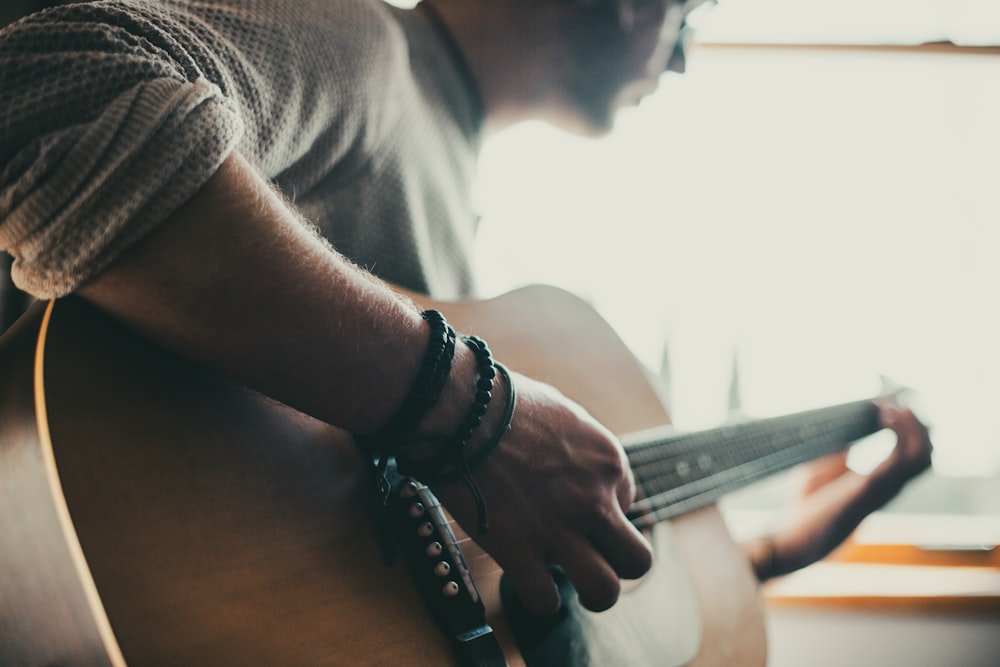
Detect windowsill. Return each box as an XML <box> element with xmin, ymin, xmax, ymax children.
<box><xmin>832</xmin><ymin>512</ymin><xmax>1000</xmax><ymax>568</ymax></box>
<box><xmin>763</xmin><ymin>561</ymin><xmax>1000</xmax><ymax>614</ymax></box>
<box><xmin>690</xmin><ymin>0</ymin><xmax>1000</xmax><ymax>51</ymax></box>
<box><xmin>699</xmin><ymin>41</ymin><xmax>1000</xmax><ymax>55</ymax></box>
<box><xmin>724</xmin><ymin>475</ymin><xmax>1000</xmax><ymax>612</ymax></box>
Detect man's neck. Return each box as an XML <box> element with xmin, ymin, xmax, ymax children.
<box><xmin>417</xmin><ymin>0</ymin><xmax>588</xmax><ymax>135</ymax></box>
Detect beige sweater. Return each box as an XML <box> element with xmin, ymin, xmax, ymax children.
<box><xmin>0</xmin><ymin>0</ymin><xmax>482</xmax><ymax>299</ymax></box>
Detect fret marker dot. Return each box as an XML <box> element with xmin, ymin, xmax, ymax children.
<box><xmin>675</xmin><ymin>461</ymin><xmax>690</xmax><ymax>477</ymax></box>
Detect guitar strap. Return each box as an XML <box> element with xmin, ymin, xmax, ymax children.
<box><xmin>383</xmin><ymin>462</ymin><xmax>508</xmax><ymax>667</ymax></box>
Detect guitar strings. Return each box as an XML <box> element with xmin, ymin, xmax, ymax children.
<box><xmin>625</xmin><ymin>399</ymin><xmax>881</xmax><ymax>524</ymax></box>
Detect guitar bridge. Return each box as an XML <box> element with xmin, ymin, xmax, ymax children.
<box><xmin>384</xmin><ymin>464</ymin><xmax>507</xmax><ymax>666</ymax></box>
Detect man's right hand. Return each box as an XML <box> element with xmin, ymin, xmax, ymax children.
<box><xmin>427</xmin><ymin>369</ymin><xmax>654</xmax><ymax>616</ymax></box>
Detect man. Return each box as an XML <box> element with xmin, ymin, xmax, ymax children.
<box><xmin>0</xmin><ymin>0</ymin><xmax>930</xmax><ymax>627</ymax></box>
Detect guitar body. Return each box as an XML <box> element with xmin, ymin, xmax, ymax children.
<box><xmin>0</xmin><ymin>286</ymin><xmax>765</xmax><ymax>666</ymax></box>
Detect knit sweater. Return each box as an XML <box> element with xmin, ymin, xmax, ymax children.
<box><xmin>0</xmin><ymin>0</ymin><xmax>483</xmax><ymax>300</ymax></box>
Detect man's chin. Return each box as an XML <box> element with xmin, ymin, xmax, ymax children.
<box><xmin>620</xmin><ymin>77</ymin><xmax>663</xmax><ymax>109</ymax></box>
<box><xmin>543</xmin><ymin>93</ymin><xmax>624</xmax><ymax>138</ymax></box>
<box><xmin>554</xmin><ymin>117</ymin><xmax>616</xmax><ymax>139</ymax></box>
<box><xmin>569</xmin><ymin>97</ymin><xmax>649</xmax><ymax>138</ymax></box>
<box><xmin>560</xmin><ymin>103</ymin><xmax>619</xmax><ymax>138</ymax></box>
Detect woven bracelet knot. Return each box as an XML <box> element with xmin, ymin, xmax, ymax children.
<box><xmin>354</xmin><ymin>309</ymin><xmax>455</xmax><ymax>455</ymax></box>
<box><xmin>396</xmin><ymin>338</ymin><xmax>518</xmax><ymax>535</ymax></box>
<box><xmin>353</xmin><ymin>313</ymin><xmax>516</xmax><ymax>537</ymax></box>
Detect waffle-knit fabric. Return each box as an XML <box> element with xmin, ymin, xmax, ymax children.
<box><xmin>0</xmin><ymin>0</ymin><xmax>482</xmax><ymax>299</ymax></box>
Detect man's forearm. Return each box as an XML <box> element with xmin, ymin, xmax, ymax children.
<box><xmin>78</xmin><ymin>151</ymin><xmax>465</xmax><ymax>434</ymax></box>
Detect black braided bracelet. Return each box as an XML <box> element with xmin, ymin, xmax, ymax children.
<box><xmin>396</xmin><ymin>348</ymin><xmax>518</xmax><ymax>535</ymax></box>
<box><xmin>355</xmin><ymin>310</ymin><xmax>456</xmax><ymax>452</ymax></box>
<box><xmin>398</xmin><ymin>360</ymin><xmax>515</xmax><ymax>482</ymax></box>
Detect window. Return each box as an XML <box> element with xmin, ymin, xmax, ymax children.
<box><xmin>474</xmin><ymin>2</ymin><xmax>1000</xmax><ymax>488</ymax></box>
<box><xmin>696</xmin><ymin>0</ymin><xmax>1000</xmax><ymax>47</ymax></box>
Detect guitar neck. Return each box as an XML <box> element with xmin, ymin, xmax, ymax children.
<box><xmin>623</xmin><ymin>398</ymin><xmax>883</xmax><ymax>529</ymax></box>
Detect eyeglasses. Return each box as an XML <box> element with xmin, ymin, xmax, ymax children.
<box><xmin>668</xmin><ymin>0</ymin><xmax>718</xmax><ymax>72</ymax></box>
<box><xmin>613</xmin><ymin>0</ymin><xmax>718</xmax><ymax>72</ymax></box>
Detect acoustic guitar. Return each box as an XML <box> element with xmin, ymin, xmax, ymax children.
<box><xmin>0</xmin><ymin>286</ymin><xmax>887</xmax><ymax>666</ymax></box>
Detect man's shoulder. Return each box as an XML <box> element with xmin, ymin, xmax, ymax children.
<box><xmin>291</xmin><ymin>0</ymin><xmax>411</xmax><ymax>86</ymax></box>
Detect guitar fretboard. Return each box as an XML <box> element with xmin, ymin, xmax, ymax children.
<box><xmin>623</xmin><ymin>399</ymin><xmax>883</xmax><ymax>529</ymax></box>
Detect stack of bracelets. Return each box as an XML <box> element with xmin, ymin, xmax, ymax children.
<box><xmin>354</xmin><ymin>309</ymin><xmax>517</xmax><ymax>535</ymax></box>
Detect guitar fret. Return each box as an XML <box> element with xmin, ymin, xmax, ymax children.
<box><xmin>625</xmin><ymin>398</ymin><xmax>885</xmax><ymax>525</ymax></box>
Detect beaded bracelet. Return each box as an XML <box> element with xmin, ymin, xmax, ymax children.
<box><xmin>397</xmin><ymin>354</ymin><xmax>518</xmax><ymax>535</ymax></box>
<box><xmin>466</xmin><ymin>362</ymin><xmax>516</xmax><ymax>471</ymax></box>
<box><xmin>452</xmin><ymin>336</ymin><xmax>497</xmax><ymax>533</ymax></box>
<box><xmin>452</xmin><ymin>335</ymin><xmax>497</xmax><ymax>449</ymax></box>
<box><xmin>355</xmin><ymin>309</ymin><xmax>456</xmax><ymax>452</ymax></box>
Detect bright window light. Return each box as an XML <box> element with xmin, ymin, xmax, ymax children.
<box><xmin>475</xmin><ymin>46</ymin><xmax>1000</xmax><ymax>478</ymax></box>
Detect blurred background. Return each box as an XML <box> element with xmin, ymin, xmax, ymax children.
<box><xmin>471</xmin><ymin>5</ymin><xmax>1000</xmax><ymax>660</ymax></box>
<box><xmin>473</xmin><ymin>0</ymin><xmax>1000</xmax><ymax>489</ymax></box>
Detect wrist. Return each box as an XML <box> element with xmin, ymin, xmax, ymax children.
<box><xmin>411</xmin><ymin>335</ymin><xmax>479</xmax><ymax>441</ymax></box>
<box><xmin>354</xmin><ymin>309</ymin><xmax>456</xmax><ymax>452</ymax></box>
<box><xmin>349</xmin><ymin>308</ymin><xmax>517</xmax><ymax>535</ymax></box>
<box><xmin>398</xmin><ymin>336</ymin><xmax>506</xmax><ymax>467</ymax></box>
<box><xmin>395</xmin><ymin>338</ymin><xmax>517</xmax><ymax>536</ymax></box>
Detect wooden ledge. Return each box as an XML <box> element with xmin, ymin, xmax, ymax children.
<box><xmin>763</xmin><ymin>562</ymin><xmax>1000</xmax><ymax>614</ymax></box>
<box><xmin>831</xmin><ymin>513</ymin><xmax>1000</xmax><ymax>568</ymax></box>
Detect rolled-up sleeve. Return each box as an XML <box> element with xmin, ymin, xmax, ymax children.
<box><xmin>0</xmin><ymin>3</ymin><xmax>243</xmax><ymax>298</ymax></box>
